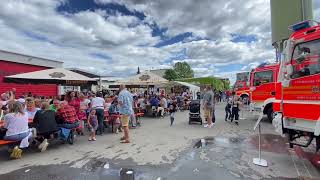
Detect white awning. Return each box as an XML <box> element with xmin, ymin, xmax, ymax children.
<box><xmin>117</xmin><ymin>71</ymin><xmax>168</xmax><ymax>85</ymax></box>
<box><xmin>174</xmin><ymin>81</ymin><xmax>200</xmax><ymax>99</ymax></box>
<box><xmin>5</xmin><ymin>68</ymin><xmax>96</xmax><ymax>85</ymax></box>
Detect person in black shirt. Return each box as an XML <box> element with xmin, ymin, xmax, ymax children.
<box><xmin>33</xmin><ymin>102</ymin><xmax>58</xmax><ymax>152</ymax></box>
<box><xmin>169</xmin><ymin>99</ymin><xmax>177</xmax><ymax>126</ymax></box>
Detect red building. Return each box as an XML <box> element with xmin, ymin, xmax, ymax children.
<box><xmin>0</xmin><ymin>50</ymin><xmax>63</xmax><ymax>97</ymax></box>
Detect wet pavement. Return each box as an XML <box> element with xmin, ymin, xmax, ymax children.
<box><xmin>0</xmin><ymin>104</ymin><xmax>319</xmax><ymax>180</ymax></box>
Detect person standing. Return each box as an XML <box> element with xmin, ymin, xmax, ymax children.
<box><xmin>169</xmin><ymin>99</ymin><xmax>177</xmax><ymax>126</ymax></box>
<box><xmin>225</xmin><ymin>96</ymin><xmax>232</xmax><ymax>121</ymax></box>
<box><xmin>91</xmin><ymin>92</ymin><xmax>105</xmax><ymax>135</ymax></box>
<box><xmin>118</xmin><ymin>84</ymin><xmax>133</xmax><ymax>144</ymax></box>
<box><xmin>231</xmin><ymin>96</ymin><xmax>241</xmax><ymax>125</ymax></box>
<box><xmin>202</xmin><ymin>85</ymin><xmax>215</xmax><ymax>128</ymax></box>
<box><xmin>87</xmin><ymin>109</ymin><xmax>98</xmax><ymax>141</ymax></box>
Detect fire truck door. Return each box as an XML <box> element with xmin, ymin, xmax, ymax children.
<box><xmin>283</xmin><ymin>40</ymin><xmax>320</xmax><ymax>121</ymax></box>
<box><xmin>252</xmin><ymin>70</ymin><xmax>274</xmax><ymax>104</ymax></box>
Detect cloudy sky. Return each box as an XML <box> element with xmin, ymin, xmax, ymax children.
<box><xmin>0</xmin><ymin>0</ymin><xmax>319</xmax><ymax>83</ymax></box>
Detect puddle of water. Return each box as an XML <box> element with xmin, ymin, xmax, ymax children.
<box><xmin>193</xmin><ymin>137</ymin><xmax>245</xmax><ymax>148</ymax></box>
<box><xmin>249</xmin><ymin>134</ymin><xmax>288</xmax><ymax>154</ymax></box>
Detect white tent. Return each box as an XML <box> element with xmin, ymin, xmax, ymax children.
<box><xmin>117</xmin><ymin>71</ymin><xmax>168</xmax><ymax>86</ymax></box>
<box><xmin>174</xmin><ymin>81</ymin><xmax>200</xmax><ymax>99</ymax></box>
<box><xmin>5</xmin><ymin>68</ymin><xmax>96</xmax><ymax>85</ymax></box>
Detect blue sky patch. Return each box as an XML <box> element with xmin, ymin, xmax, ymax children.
<box><xmin>163</xmin><ymin>48</ymin><xmax>188</xmax><ymax>64</ymax></box>
<box><xmin>57</xmin><ymin>0</ymin><xmax>145</xmax><ymax>20</ymax></box>
<box><xmin>90</xmin><ymin>52</ymin><xmax>112</xmax><ymax>61</ymax></box>
<box><xmin>22</xmin><ymin>31</ymin><xmax>58</xmax><ymax>46</ymax></box>
<box><xmin>155</xmin><ymin>32</ymin><xmax>193</xmax><ymax>47</ymax></box>
<box><xmin>230</xmin><ymin>34</ymin><xmax>257</xmax><ymax>43</ymax></box>
<box><xmin>155</xmin><ymin>32</ymin><xmax>211</xmax><ymax>48</ymax></box>
<box><xmin>216</xmin><ymin>63</ymin><xmax>245</xmax><ymax>72</ymax></box>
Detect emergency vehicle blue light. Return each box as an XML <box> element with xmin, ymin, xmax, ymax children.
<box><xmin>289</xmin><ymin>21</ymin><xmax>311</xmax><ymax>32</ymax></box>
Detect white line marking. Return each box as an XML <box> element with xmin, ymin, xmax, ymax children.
<box><xmin>289</xmin><ymin>150</ymin><xmax>301</xmax><ymax>177</ymax></box>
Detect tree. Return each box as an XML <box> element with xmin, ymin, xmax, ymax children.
<box><xmin>174</xmin><ymin>62</ymin><xmax>194</xmax><ymax>79</ymax></box>
<box><xmin>164</xmin><ymin>69</ymin><xmax>178</xmax><ymax>81</ymax></box>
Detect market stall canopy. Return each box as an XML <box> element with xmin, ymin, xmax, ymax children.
<box><xmin>5</xmin><ymin>68</ymin><xmax>97</xmax><ymax>85</ymax></box>
<box><xmin>117</xmin><ymin>71</ymin><xmax>168</xmax><ymax>86</ymax></box>
<box><xmin>174</xmin><ymin>81</ymin><xmax>200</xmax><ymax>99</ymax></box>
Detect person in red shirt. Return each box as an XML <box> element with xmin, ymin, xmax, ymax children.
<box><xmin>56</xmin><ymin>101</ymin><xmax>80</xmax><ymax>129</ymax></box>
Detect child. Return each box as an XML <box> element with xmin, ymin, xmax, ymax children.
<box><xmin>169</xmin><ymin>100</ymin><xmax>177</xmax><ymax>126</ymax></box>
<box><xmin>108</xmin><ymin>99</ymin><xmax>121</xmax><ymax>133</ymax></box>
<box><xmin>225</xmin><ymin>96</ymin><xmax>232</xmax><ymax>121</ymax></box>
<box><xmin>87</xmin><ymin>109</ymin><xmax>98</xmax><ymax>141</ymax></box>
<box><xmin>231</xmin><ymin>96</ymin><xmax>241</xmax><ymax>125</ymax></box>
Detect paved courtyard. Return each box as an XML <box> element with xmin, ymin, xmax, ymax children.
<box><xmin>0</xmin><ymin>103</ymin><xmax>319</xmax><ymax>180</ymax></box>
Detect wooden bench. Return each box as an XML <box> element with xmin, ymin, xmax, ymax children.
<box><xmin>0</xmin><ymin>140</ymin><xmax>17</xmax><ymax>146</ymax></box>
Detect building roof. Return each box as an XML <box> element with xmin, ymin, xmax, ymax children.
<box><xmin>0</xmin><ymin>49</ymin><xmax>63</xmax><ymax>68</ymax></box>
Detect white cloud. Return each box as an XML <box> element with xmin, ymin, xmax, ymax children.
<box><xmin>0</xmin><ymin>0</ymin><xmax>287</xmax><ymax>82</ymax></box>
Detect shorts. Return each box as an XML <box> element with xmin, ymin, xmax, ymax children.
<box><xmin>121</xmin><ymin>115</ymin><xmax>130</xmax><ymax>127</ymax></box>
<box><xmin>89</xmin><ymin>125</ymin><xmax>98</xmax><ymax>132</ymax></box>
<box><xmin>204</xmin><ymin>109</ymin><xmax>213</xmax><ymax>119</ymax></box>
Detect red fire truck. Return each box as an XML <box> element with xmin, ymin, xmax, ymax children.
<box><xmin>234</xmin><ymin>72</ymin><xmax>250</xmax><ymax>103</ymax></box>
<box><xmin>249</xmin><ymin>63</ymin><xmax>279</xmax><ymax>121</ymax></box>
<box><xmin>273</xmin><ymin>20</ymin><xmax>320</xmax><ymax>151</ymax></box>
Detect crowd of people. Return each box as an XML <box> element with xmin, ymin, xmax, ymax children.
<box><xmin>0</xmin><ymin>86</ymin><xmax>240</xmax><ymax>159</ymax></box>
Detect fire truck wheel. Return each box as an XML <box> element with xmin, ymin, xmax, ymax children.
<box><xmin>267</xmin><ymin>108</ymin><xmax>274</xmax><ymax>122</ymax></box>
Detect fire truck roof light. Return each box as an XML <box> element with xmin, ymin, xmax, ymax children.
<box><xmin>289</xmin><ymin>20</ymin><xmax>320</xmax><ymax>32</ymax></box>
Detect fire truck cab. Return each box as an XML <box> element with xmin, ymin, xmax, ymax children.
<box><xmin>273</xmin><ymin>20</ymin><xmax>320</xmax><ymax>151</ymax></box>
<box><xmin>234</xmin><ymin>72</ymin><xmax>250</xmax><ymax>103</ymax></box>
<box><xmin>249</xmin><ymin>63</ymin><xmax>279</xmax><ymax>121</ymax></box>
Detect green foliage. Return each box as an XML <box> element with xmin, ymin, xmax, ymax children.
<box><xmin>174</xmin><ymin>62</ymin><xmax>194</xmax><ymax>79</ymax></box>
<box><xmin>179</xmin><ymin>77</ymin><xmax>230</xmax><ymax>90</ymax></box>
<box><xmin>163</xmin><ymin>69</ymin><xmax>178</xmax><ymax>81</ymax></box>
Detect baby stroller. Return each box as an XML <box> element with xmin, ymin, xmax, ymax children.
<box><xmin>189</xmin><ymin>100</ymin><xmax>202</xmax><ymax>125</ymax></box>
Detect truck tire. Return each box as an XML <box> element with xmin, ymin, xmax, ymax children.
<box><xmin>267</xmin><ymin>108</ymin><xmax>274</xmax><ymax>122</ymax></box>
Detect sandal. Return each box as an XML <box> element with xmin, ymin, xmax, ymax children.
<box><xmin>120</xmin><ymin>137</ymin><xmax>126</xmax><ymax>141</ymax></box>
<box><xmin>120</xmin><ymin>140</ymin><xmax>130</xmax><ymax>143</ymax></box>
<box><xmin>88</xmin><ymin>138</ymin><xmax>92</xmax><ymax>141</ymax></box>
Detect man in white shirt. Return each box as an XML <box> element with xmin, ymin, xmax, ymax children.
<box><xmin>91</xmin><ymin>92</ymin><xmax>105</xmax><ymax>135</ymax></box>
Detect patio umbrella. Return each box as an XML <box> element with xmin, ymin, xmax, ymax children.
<box><xmin>117</xmin><ymin>71</ymin><xmax>168</xmax><ymax>86</ymax></box>
<box><xmin>5</xmin><ymin>68</ymin><xmax>97</xmax><ymax>85</ymax></box>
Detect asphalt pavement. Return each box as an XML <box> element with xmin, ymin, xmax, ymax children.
<box><xmin>0</xmin><ymin>103</ymin><xmax>319</xmax><ymax>180</ymax></box>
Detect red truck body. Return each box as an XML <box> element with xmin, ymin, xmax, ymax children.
<box><xmin>272</xmin><ymin>20</ymin><xmax>320</xmax><ymax>151</ymax></box>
